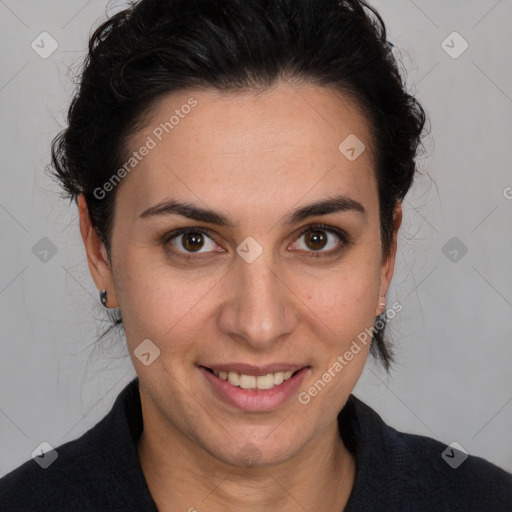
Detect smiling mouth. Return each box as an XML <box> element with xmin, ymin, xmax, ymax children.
<box><xmin>203</xmin><ymin>367</ymin><xmax>302</xmax><ymax>391</ymax></box>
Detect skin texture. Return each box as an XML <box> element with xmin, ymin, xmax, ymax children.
<box><xmin>78</xmin><ymin>83</ymin><xmax>402</xmax><ymax>511</ymax></box>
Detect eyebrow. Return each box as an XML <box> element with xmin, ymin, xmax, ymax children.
<box><xmin>138</xmin><ymin>194</ymin><xmax>367</xmax><ymax>227</ymax></box>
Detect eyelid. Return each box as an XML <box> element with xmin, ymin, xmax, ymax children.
<box><xmin>295</xmin><ymin>223</ymin><xmax>349</xmax><ymax>244</ymax></box>
<box><xmin>291</xmin><ymin>223</ymin><xmax>349</xmax><ymax>257</ymax></box>
<box><xmin>162</xmin><ymin>223</ymin><xmax>349</xmax><ymax>259</ymax></box>
<box><xmin>162</xmin><ymin>226</ymin><xmax>221</xmax><ymax>259</ymax></box>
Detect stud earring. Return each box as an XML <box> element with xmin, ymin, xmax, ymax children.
<box><xmin>100</xmin><ymin>289</ymin><xmax>108</xmax><ymax>308</ymax></box>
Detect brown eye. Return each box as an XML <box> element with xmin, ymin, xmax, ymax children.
<box><xmin>304</xmin><ymin>230</ymin><xmax>328</xmax><ymax>251</ymax></box>
<box><xmin>291</xmin><ymin>224</ymin><xmax>348</xmax><ymax>258</ymax></box>
<box><xmin>162</xmin><ymin>223</ymin><xmax>348</xmax><ymax>261</ymax></box>
<box><xmin>165</xmin><ymin>228</ymin><xmax>220</xmax><ymax>255</ymax></box>
<box><xmin>181</xmin><ymin>232</ymin><xmax>205</xmax><ymax>252</ymax></box>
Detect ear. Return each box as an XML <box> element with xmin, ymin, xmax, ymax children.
<box><xmin>375</xmin><ymin>202</ymin><xmax>402</xmax><ymax>316</ymax></box>
<box><xmin>78</xmin><ymin>194</ymin><xmax>118</xmax><ymax>308</ymax></box>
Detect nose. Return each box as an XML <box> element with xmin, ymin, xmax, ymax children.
<box><xmin>218</xmin><ymin>248</ymin><xmax>298</xmax><ymax>351</ymax></box>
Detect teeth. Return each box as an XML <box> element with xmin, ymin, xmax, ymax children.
<box><xmin>211</xmin><ymin>369</ymin><xmax>295</xmax><ymax>390</ymax></box>
<box><xmin>239</xmin><ymin>374</ymin><xmax>256</xmax><ymax>389</ymax></box>
<box><xmin>227</xmin><ymin>372</ymin><xmax>239</xmax><ymax>387</ymax></box>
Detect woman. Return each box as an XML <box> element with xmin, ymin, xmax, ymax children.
<box><xmin>1</xmin><ymin>0</ymin><xmax>511</xmax><ymax>510</ymax></box>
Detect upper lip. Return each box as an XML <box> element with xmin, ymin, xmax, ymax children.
<box><xmin>201</xmin><ymin>363</ymin><xmax>308</xmax><ymax>376</ymax></box>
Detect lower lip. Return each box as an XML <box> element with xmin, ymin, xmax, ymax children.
<box><xmin>199</xmin><ymin>366</ymin><xmax>310</xmax><ymax>412</ymax></box>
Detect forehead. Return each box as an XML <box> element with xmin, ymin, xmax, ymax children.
<box><xmin>117</xmin><ymin>83</ymin><xmax>378</xmax><ymax>221</ymax></box>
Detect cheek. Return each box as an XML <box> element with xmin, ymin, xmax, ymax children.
<box><xmin>294</xmin><ymin>265</ymin><xmax>378</xmax><ymax>419</ymax></box>
<box><xmin>113</xmin><ymin>249</ymin><xmax>222</xmax><ymax>350</ymax></box>
<box><xmin>304</xmin><ymin>254</ymin><xmax>381</xmax><ymax>341</ymax></box>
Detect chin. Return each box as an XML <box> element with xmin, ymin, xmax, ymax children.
<box><xmin>209</xmin><ymin>438</ymin><xmax>297</xmax><ymax>469</ymax></box>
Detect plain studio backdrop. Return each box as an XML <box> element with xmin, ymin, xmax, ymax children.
<box><xmin>1</xmin><ymin>0</ymin><xmax>511</xmax><ymax>477</ymax></box>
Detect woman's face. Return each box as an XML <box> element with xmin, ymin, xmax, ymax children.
<box><xmin>83</xmin><ymin>83</ymin><xmax>399</xmax><ymax>466</ymax></box>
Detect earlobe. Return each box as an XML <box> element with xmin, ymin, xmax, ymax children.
<box><xmin>77</xmin><ymin>194</ymin><xmax>118</xmax><ymax>308</ymax></box>
<box><xmin>376</xmin><ymin>202</ymin><xmax>403</xmax><ymax>316</ymax></box>
<box><xmin>376</xmin><ymin>297</ymin><xmax>387</xmax><ymax>317</ymax></box>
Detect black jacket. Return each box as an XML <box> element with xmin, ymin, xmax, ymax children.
<box><xmin>1</xmin><ymin>377</ymin><xmax>511</xmax><ymax>511</ymax></box>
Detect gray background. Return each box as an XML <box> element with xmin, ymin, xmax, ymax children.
<box><xmin>1</xmin><ymin>0</ymin><xmax>511</xmax><ymax>476</ymax></box>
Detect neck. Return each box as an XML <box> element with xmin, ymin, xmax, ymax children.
<box><xmin>137</xmin><ymin>410</ymin><xmax>355</xmax><ymax>512</ymax></box>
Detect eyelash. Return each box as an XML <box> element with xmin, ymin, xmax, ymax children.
<box><xmin>161</xmin><ymin>223</ymin><xmax>350</xmax><ymax>261</ymax></box>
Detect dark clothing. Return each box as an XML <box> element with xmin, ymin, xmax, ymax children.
<box><xmin>1</xmin><ymin>377</ymin><xmax>511</xmax><ymax>511</ymax></box>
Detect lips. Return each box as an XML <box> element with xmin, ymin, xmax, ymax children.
<box><xmin>205</xmin><ymin>367</ymin><xmax>298</xmax><ymax>390</ymax></box>
<box><xmin>199</xmin><ymin>365</ymin><xmax>310</xmax><ymax>411</ymax></box>
<box><xmin>200</xmin><ymin>362</ymin><xmax>309</xmax><ymax>392</ymax></box>
<box><xmin>203</xmin><ymin>363</ymin><xmax>307</xmax><ymax>376</ymax></box>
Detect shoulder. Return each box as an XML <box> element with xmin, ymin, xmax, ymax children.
<box><xmin>343</xmin><ymin>395</ymin><xmax>512</xmax><ymax>511</ymax></box>
<box><xmin>0</xmin><ymin>426</ymin><xmax>104</xmax><ymax>510</ymax></box>
<box><xmin>0</xmin><ymin>377</ymin><xmax>156</xmax><ymax>511</ymax></box>
<box><xmin>391</xmin><ymin>427</ymin><xmax>512</xmax><ymax>509</ymax></box>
